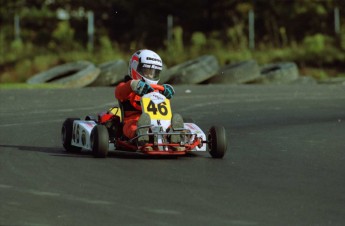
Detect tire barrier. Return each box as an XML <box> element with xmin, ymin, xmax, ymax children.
<box><xmin>209</xmin><ymin>60</ymin><xmax>261</xmax><ymax>84</ymax></box>
<box><xmin>26</xmin><ymin>58</ymin><xmax>318</xmax><ymax>87</ymax></box>
<box><xmin>157</xmin><ymin>64</ymin><xmax>170</xmax><ymax>84</ymax></box>
<box><xmin>255</xmin><ymin>62</ymin><xmax>299</xmax><ymax>84</ymax></box>
<box><xmin>27</xmin><ymin>61</ymin><xmax>100</xmax><ymax>88</ymax></box>
<box><xmin>89</xmin><ymin>60</ymin><xmax>127</xmax><ymax>86</ymax></box>
<box><xmin>166</xmin><ymin>55</ymin><xmax>219</xmax><ymax>84</ymax></box>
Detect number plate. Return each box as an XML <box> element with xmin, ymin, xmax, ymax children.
<box><xmin>142</xmin><ymin>97</ymin><xmax>172</xmax><ymax>120</ymax></box>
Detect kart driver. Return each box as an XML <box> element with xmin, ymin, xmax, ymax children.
<box><xmin>115</xmin><ymin>49</ymin><xmax>183</xmax><ymax>145</ymax></box>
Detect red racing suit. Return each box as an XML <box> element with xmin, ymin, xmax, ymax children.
<box><xmin>115</xmin><ymin>76</ymin><xmax>142</xmax><ymax>139</ymax></box>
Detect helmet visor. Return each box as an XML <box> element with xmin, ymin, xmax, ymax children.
<box><xmin>138</xmin><ymin>64</ymin><xmax>161</xmax><ymax>81</ymax></box>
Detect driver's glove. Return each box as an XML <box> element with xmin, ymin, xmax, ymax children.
<box><xmin>131</xmin><ymin>80</ymin><xmax>154</xmax><ymax>96</ymax></box>
<box><xmin>162</xmin><ymin>84</ymin><xmax>175</xmax><ymax>99</ymax></box>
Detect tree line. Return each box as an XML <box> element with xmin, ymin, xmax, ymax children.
<box><xmin>1</xmin><ymin>0</ymin><xmax>344</xmax><ymax>50</ymax></box>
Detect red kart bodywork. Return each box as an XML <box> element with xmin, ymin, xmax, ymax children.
<box><xmin>116</xmin><ymin>137</ymin><xmax>203</xmax><ymax>155</ymax></box>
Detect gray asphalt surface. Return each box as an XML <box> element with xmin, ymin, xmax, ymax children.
<box><xmin>0</xmin><ymin>84</ymin><xmax>344</xmax><ymax>226</ymax></box>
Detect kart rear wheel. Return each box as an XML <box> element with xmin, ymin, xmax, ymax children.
<box><xmin>208</xmin><ymin>126</ymin><xmax>227</xmax><ymax>159</ymax></box>
<box><xmin>91</xmin><ymin>125</ymin><xmax>109</xmax><ymax>158</ymax></box>
<box><xmin>62</xmin><ymin>118</ymin><xmax>82</xmax><ymax>153</ymax></box>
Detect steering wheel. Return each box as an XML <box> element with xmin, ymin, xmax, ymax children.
<box><xmin>129</xmin><ymin>84</ymin><xmax>165</xmax><ymax>111</ymax></box>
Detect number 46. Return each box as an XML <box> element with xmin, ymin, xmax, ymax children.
<box><xmin>147</xmin><ymin>101</ymin><xmax>168</xmax><ymax>116</ymax></box>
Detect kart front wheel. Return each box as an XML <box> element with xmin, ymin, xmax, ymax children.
<box><xmin>91</xmin><ymin>125</ymin><xmax>109</xmax><ymax>158</ymax></box>
<box><xmin>208</xmin><ymin>126</ymin><xmax>228</xmax><ymax>159</ymax></box>
<box><xmin>62</xmin><ymin>118</ymin><xmax>82</xmax><ymax>153</ymax></box>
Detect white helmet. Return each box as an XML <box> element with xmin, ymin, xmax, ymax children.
<box><xmin>128</xmin><ymin>49</ymin><xmax>163</xmax><ymax>85</ymax></box>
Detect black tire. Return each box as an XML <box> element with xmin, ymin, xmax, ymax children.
<box><xmin>208</xmin><ymin>126</ymin><xmax>228</xmax><ymax>159</ymax></box>
<box><xmin>167</xmin><ymin>55</ymin><xmax>219</xmax><ymax>84</ymax></box>
<box><xmin>89</xmin><ymin>59</ymin><xmax>127</xmax><ymax>86</ymax></box>
<box><xmin>91</xmin><ymin>125</ymin><xmax>109</xmax><ymax>158</ymax></box>
<box><xmin>61</xmin><ymin>118</ymin><xmax>82</xmax><ymax>153</ymax></box>
<box><xmin>209</xmin><ymin>60</ymin><xmax>261</xmax><ymax>84</ymax></box>
<box><xmin>27</xmin><ymin>61</ymin><xmax>100</xmax><ymax>88</ymax></box>
<box><xmin>256</xmin><ymin>62</ymin><xmax>299</xmax><ymax>84</ymax></box>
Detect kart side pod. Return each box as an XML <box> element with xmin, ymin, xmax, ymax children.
<box><xmin>71</xmin><ymin>120</ymin><xmax>97</xmax><ymax>150</ymax></box>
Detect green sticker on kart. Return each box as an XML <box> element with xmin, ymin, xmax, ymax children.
<box><xmin>142</xmin><ymin>97</ymin><xmax>172</xmax><ymax>120</ymax></box>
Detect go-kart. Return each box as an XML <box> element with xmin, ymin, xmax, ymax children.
<box><xmin>61</xmin><ymin>84</ymin><xmax>228</xmax><ymax>158</ymax></box>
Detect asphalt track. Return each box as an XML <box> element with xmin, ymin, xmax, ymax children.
<box><xmin>0</xmin><ymin>84</ymin><xmax>344</xmax><ymax>226</ymax></box>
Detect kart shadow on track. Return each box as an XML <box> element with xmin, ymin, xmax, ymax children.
<box><xmin>0</xmin><ymin>144</ymin><xmax>92</xmax><ymax>158</ymax></box>
<box><xmin>55</xmin><ymin>149</ymin><xmax>199</xmax><ymax>160</ymax></box>
<box><xmin>0</xmin><ymin>144</ymin><xmax>63</xmax><ymax>154</ymax></box>
<box><xmin>106</xmin><ymin>150</ymin><xmax>199</xmax><ymax>160</ymax></box>
<box><xmin>0</xmin><ymin>144</ymin><xmax>197</xmax><ymax>160</ymax></box>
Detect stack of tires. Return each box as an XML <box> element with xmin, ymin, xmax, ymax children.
<box><xmin>160</xmin><ymin>55</ymin><xmax>219</xmax><ymax>84</ymax></box>
<box><xmin>27</xmin><ymin>55</ymin><xmax>317</xmax><ymax>87</ymax></box>
<box><xmin>27</xmin><ymin>61</ymin><xmax>100</xmax><ymax>88</ymax></box>
<box><xmin>27</xmin><ymin>60</ymin><xmax>127</xmax><ymax>88</ymax></box>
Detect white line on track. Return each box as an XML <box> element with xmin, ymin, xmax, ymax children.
<box><xmin>0</xmin><ymin>102</ymin><xmax>115</xmax><ymax>116</ymax></box>
<box><xmin>0</xmin><ymin>119</ymin><xmax>63</xmax><ymax>127</ymax></box>
<box><xmin>0</xmin><ymin>183</ymin><xmax>113</xmax><ymax>205</ymax></box>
